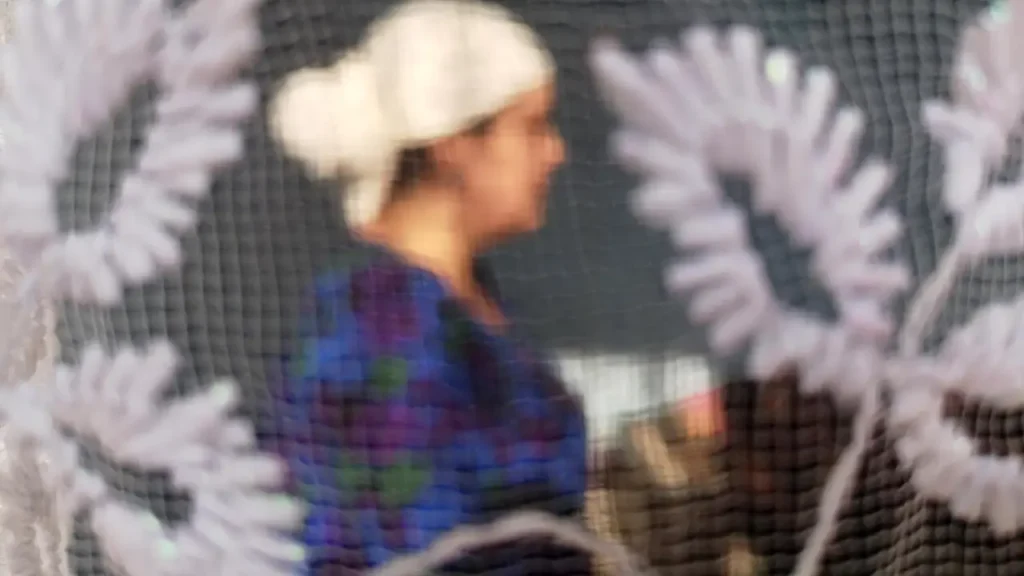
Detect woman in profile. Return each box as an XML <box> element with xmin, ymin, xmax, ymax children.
<box><xmin>263</xmin><ymin>1</ymin><xmax>587</xmax><ymax>574</ymax></box>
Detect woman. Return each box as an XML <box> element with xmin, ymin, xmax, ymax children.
<box><xmin>263</xmin><ymin>1</ymin><xmax>587</xmax><ymax>574</ymax></box>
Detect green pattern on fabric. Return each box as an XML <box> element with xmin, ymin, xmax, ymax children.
<box><xmin>369</xmin><ymin>356</ymin><xmax>408</xmax><ymax>397</ymax></box>
<box><xmin>338</xmin><ymin>462</ymin><xmax>373</xmax><ymax>490</ymax></box>
<box><xmin>336</xmin><ymin>449</ymin><xmax>373</xmax><ymax>491</ymax></box>
<box><xmin>378</xmin><ymin>454</ymin><xmax>432</xmax><ymax>508</ymax></box>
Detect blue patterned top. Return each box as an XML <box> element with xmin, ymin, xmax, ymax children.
<box><xmin>261</xmin><ymin>243</ymin><xmax>589</xmax><ymax>575</ymax></box>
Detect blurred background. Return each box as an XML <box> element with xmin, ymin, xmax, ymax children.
<box><xmin>55</xmin><ymin>0</ymin><xmax>1024</xmax><ymax>574</ymax></box>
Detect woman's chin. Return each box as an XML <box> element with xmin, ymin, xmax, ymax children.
<box><xmin>530</xmin><ymin>202</ymin><xmax>550</xmax><ymax>230</ymax></box>
<box><xmin>489</xmin><ymin>206</ymin><xmax>549</xmax><ymax>243</ymax></box>
<box><xmin>509</xmin><ymin>212</ymin><xmax>546</xmax><ymax>237</ymax></box>
<box><xmin>520</xmin><ymin>214</ymin><xmax>546</xmax><ymax>236</ymax></box>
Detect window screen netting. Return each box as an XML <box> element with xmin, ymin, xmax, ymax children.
<box><xmin>27</xmin><ymin>0</ymin><xmax>1024</xmax><ymax>574</ymax></box>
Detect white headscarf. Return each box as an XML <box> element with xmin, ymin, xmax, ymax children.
<box><xmin>268</xmin><ymin>0</ymin><xmax>556</xmax><ymax>227</ymax></box>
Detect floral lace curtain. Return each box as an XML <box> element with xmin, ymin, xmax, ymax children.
<box><xmin>0</xmin><ymin>0</ymin><xmax>67</xmax><ymax>574</ymax></box>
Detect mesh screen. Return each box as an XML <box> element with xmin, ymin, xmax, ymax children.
<box><xmin>39</xmin><ymin>0</ymin><xmax>1024</xmax><ymax>574</ymax></box>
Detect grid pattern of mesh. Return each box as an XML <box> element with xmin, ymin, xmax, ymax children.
<box><xmin>46</xmin><ymin>0</ymin><xmax>1024</xmax><ymax>574</ymax></box>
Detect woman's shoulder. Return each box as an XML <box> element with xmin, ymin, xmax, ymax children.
<box><xmin>303</xmin><ymin>247</ymin><xmax>452</xmax><ymax>356</ymax></box>
<box><xmin>310</xmin><ymin>246</ymin><xmax>448</xmax><ymax>313</ymax></box>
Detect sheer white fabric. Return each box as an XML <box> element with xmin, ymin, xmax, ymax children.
<box><xmin>0</xmin><ymin>0</ymin><xmax>67</xmax><ymax>574</ymax></box>
<box><xmin>0</xmin><ymin>250</ymin><xmax>65</xmax><ymax>576</ymax></box>
<box><xmin>0</xmin><ymin>248</ymin><xmax>65</xmax><ymax>576</ymax></box>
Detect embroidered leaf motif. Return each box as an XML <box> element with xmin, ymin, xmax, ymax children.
<box><xmin>337</xmin><ymin>460</ymin><xmax>372</xmax><ymax>491</ymax></box>
<box><xmin>333</xmin><ymin>448</ymin><xmax>370</xmax><ymax>492</ymax></box>
<box><xmin>378</xmin><ymin>455</ymin><xmax>431</xmax><ymax>508</ymax></box>
<box><xmin>369</xmin><ymin>356</ymin><xmax>408</xmax><ymax>397</ymax></box>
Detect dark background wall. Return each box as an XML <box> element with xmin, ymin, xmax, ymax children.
<box><xmin>58</xmin><ymin>0</ymin><xmax>988</xmax><ymax>573</ymax></box>
<box><xmin>62</xmin><ymin>0</ymin><xmax>981</xmax><ymax>388</ymax></box>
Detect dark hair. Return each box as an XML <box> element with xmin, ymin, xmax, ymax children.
<box><xmin>390</xmin><ymin>147</ymin><xmax>433</xmax><ymax>193</ymax></box>
<box><xmin>388</xmin><ymin>115</ymin><xmax>497</xmax><ymax>196</ymax></box>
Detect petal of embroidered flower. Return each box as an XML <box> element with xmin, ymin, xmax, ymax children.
<box><xmin>378</xmin><ymin>454</ymin><xmax>432</xmax><ymax>508</ymax></box>
<box><xmin>368</xmin><ymin>356</ymin><xmax>408</xmax><ymax>397</ymax></box>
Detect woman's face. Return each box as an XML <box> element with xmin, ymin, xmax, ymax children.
<box><xmin>456</xmin><ymin>82</ymin><xmax>565</xmax><ymax>244</ymax></box>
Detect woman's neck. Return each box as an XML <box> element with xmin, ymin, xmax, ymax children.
<box><xmin>360</xmin><ymin>191</ymin><xmax>480</xmax><ymax>298</ymax></box>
